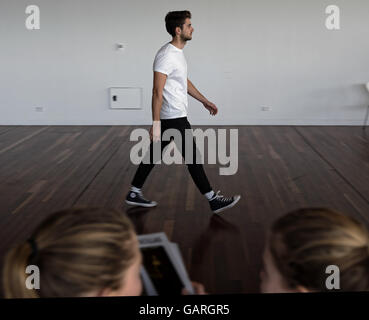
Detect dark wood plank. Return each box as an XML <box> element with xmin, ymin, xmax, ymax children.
<box><xmin>0</xmin><ymin>126</ymin><xmax>17</xmax><ymax>135</ymax></box>
<box><xmin>0</xmin><ymin>126</ymin><xmax>126</xmax><ymax>252</ymax></box>
<box><xmin>296</xmin><ymin>126</ymin><xmax>369</xmax><ymax>202</ymax></box>
<box><xmin>0</xmin><ymin>125</ymin><xmax>368</xmax><ymax>296</ymax></box>
<box><xmin>0</xmin><ymin>126</ymin><xmax>47</xmax><ymax>154</ymax></box>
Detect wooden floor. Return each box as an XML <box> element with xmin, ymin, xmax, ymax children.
<box><xmin>0</xmin><ymin>125</ymin><xmax>368</xmax><ymax>296</ymax></box>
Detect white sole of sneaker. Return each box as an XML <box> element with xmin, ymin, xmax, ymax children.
<box><xmin>213</xmin><ymin>195</ymin><xmax>241</xmax><ymax>214</ymax></box>
<box><xmin>125</xmin><ymin>200</ymin><xmax>157</xmax><ymax>208</ymax></box>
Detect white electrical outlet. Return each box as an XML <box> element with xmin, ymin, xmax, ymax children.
<box><xmin>35</xmin><ymin>106</ymin><xmax>44</xmax><ymax>112</ymax></box>
<box><xmin>261</xmin><ymin>106</ymin><xmax>272</xmax><ymax>111</ymax></box>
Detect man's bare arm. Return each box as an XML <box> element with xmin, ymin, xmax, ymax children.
<box><xmin>150</xmin><ymin>71</ymin><xmax>167</xmax><ymax>141</ymax></box>
<box><xmin>152</xmin><ymin>71</ymin><xmax>167</xmax><ymax>121</ymax></box>
<box><xmin>187</xmin><ymin>78</ymin><xmax>218</xmax><ymax>116</ymax></box>
<box><xmin>187</xmin><ymin>78</ymin><xmax>208</xmax><ymax>104</ymax></box>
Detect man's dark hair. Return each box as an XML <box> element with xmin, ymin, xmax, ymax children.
<box><xmin>165</xmin><ymin>11</ymin><xmax>191</xmax><ymax>37</ymax></box>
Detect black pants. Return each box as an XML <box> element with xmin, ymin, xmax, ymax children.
<box><xmin>131</xmin><ymin>117</ymin><xmax>212</xmax><ymax>194</ymax></box>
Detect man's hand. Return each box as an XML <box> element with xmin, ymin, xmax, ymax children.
<box><xmin>150</xmin><ymin>121</ymin><xmax>161</xmax><ymax>142</ymax></box>
<box><xmin>203</xmin><ymin>100</ymin><xmax>218</xmax><ymax>116</ymax></box>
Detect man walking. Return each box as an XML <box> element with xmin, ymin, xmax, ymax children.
<box><xmin>126</xmin><ymin>10</ymin><xmax>240</xmax><ymax>214</ymax></box>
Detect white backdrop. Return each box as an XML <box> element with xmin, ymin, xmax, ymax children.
<box><xmin>1</xmin><ymin>0</ymin><xmax>368</xmax><ymax>125</ymax></box>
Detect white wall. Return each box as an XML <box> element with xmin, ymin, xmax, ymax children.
<box><xmin>1</xmin><ymin>0</ymin><xmax>369</xmax><ymax>125</ymax></box>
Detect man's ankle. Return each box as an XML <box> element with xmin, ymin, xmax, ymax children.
<box><xmin>204</xmin><ymin>190</ymin><xmax>215</xmax><ymax>200</ymax></box>
<box><xmin>130</xmin><ymin>186</ymin><xmax>142</xmax><ymax>193</ymax></box>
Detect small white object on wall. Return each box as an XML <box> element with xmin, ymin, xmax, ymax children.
<box><xmin>109</xmin><ymin>87</ymin><xmax>142</xmax><ymax>109</ymax></box>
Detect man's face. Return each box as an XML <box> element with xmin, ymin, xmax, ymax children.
<box><xmin>179</xmin><ymin>18</ymin><xmax>194</xmax><ymax>41</ymax></box>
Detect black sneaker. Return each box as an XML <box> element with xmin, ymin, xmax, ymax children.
<box><xmin>209</xmin><ymin>191</ymin><xmax>241</xmax><ymax>214</ymax></box>
<box><xmin>125</xmin><ymin>191</ymin><xmax>157</xmax><ymax>208</ymax></box>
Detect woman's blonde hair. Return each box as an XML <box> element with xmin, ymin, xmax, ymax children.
<box><xmin>3</xmin><ymin>207</ymin><xmax>138</xmax><ymax>298</ymax></box>
<box><xmin>269</xmin><ymin>208</ymin><xmax>369</xmax><ymax>291</ymax></box>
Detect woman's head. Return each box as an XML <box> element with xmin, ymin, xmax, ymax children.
<box><xmin>3</xmin><ymin>207</ymin><xmax>142</xmax><ymax>298</ymax></box>
<box><xmin>260</xmin><ymin>208</ymin><xmax>369</xmax><ymax>293</ymax></box>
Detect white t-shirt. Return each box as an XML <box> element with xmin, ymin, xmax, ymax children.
<box><xmin>153</xmin><ymin>42</ymin><xmax>188</xmax><ymax>119</ymax></box>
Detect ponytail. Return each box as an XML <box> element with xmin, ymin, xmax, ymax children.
<box><xmin>3</xmin><ymin>242</ymin><xmax>39</xmax><ymax>298</ymax></box>
<box><xmin>3</xmin><ymin>207</ymin><xmax>138</xmax><ymax>298</ymax></box>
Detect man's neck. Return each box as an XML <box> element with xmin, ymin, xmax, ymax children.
<box><xmin>170</xmin><ymin>38</ymin><xmax>186</xmax><ymax>50</ymax></box>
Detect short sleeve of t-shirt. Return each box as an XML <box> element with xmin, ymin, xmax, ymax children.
<box><xmin>153</xmin><ymin>52</ymin><xmax>173</xmax><ymax>75</ymax></box>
